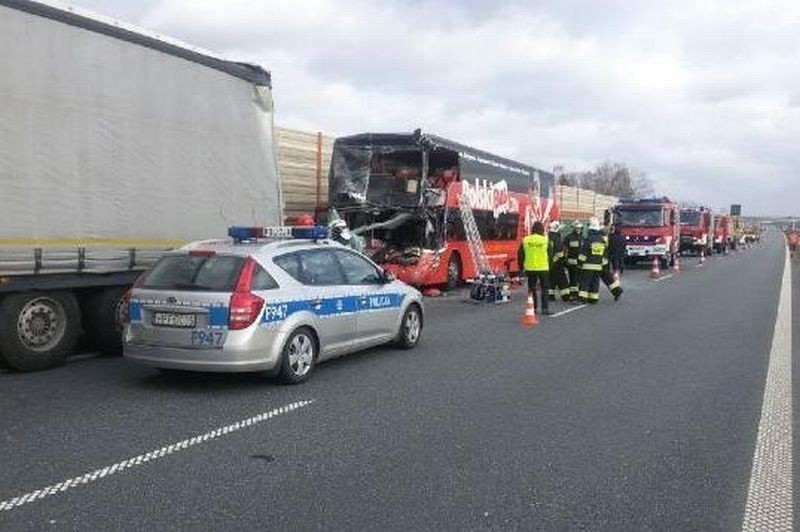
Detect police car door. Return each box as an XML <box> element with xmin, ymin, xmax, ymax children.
<box><xmin>294</xmin><ymin>249</ymin><xmax>358</xmax><ymax>358</ymax></box>
<box><xmin>332</xmin><ymin>249</ymin><xmax>398</xmax><ymax>346</ymax></box>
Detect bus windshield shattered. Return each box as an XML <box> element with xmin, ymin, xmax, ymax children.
<box><xmin>327</xmin><ymin>131</ymin><xmax>557</xmax><ymax>287</ymax></box>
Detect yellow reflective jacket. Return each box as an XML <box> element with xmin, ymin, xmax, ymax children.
<box><xmin>521</xmin><ymin>233</ymin><xmax>550</xmax><ymax>272</ymax></box>
<box><xmin>578</xmin><ymin>231</ymin><xmax>607</xmax><ymax>271</ymax></box>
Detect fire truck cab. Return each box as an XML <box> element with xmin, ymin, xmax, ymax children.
<box><xmin>713</xmin><ymin>214</ymin><xmax>733</xmax><ymax>253</ymax></box>
<box><xmin>679</xmin><ymin>206</ymin><xmax>714</xmax><ymax>256</ymax></box>
<box><xmin>612</xmin><ymin>197</ymin><xmax>680</xmax><ymax>268</ymax></box>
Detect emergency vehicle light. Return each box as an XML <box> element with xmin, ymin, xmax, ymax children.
<box><xmin>228</xmin><ymin>226</ymin><xmax>329</xmax><ymax>242</ymax></box>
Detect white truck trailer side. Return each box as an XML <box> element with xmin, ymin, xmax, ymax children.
<box><xmin>0</xmin><ymin>0</ymin><xmax>282</xmax><ymax>370</ymax></box>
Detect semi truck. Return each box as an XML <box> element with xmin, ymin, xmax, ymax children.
<box><xmin>611</xmin><ymin>197</ymin><xmax>680</xmax><ymax>268</ymax></box>
<box><xmin>0</xmin><ymin>0</ymin><xmax>281</xmax><ymax>371</ymax></box>
<box><xmin>679</xmin><ymin>205</ymin><xmax>714</xmax><ymax>256</ymax></box>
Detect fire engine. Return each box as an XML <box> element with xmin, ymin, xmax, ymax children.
<box><xmin>679</xmin><ymin>205</ymin><xmax>714</xmax><ymax>256</ymax></box>
<box><xmin>611</xmin><ymin>197</ymin><xmax>680</xmax><ymax>268</ymax></box>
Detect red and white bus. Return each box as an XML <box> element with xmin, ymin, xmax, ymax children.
<box><xmin>328</xmin><ymin>131</ymin><xmax>558</xmax><ymax>288</ymax></box>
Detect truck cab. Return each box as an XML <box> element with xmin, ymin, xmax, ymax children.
<box><xmin>679</xmin><ymin>206</ymin><xmax>714</xmax><ymax>256</ymax></box>
<box><xmin>612</xmin><ymin>197</ymin><xmax>680</xmax><ymax>268</ymax></box>
<box><xmin>713</xmin><ymin>215</ymin><xmax>732</xmax><ymax>253</ymax></box>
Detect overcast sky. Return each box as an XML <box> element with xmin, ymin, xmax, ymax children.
<box><xmin>75</xmin><ymin>0</ymin><xmax>800</xmax><ymax>216</ymax></box>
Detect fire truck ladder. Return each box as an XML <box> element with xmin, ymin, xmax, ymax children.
<box><xmin>458</xmin><ymin>195</ymin><xmax>493</xmax><ymax>276</ymax></box>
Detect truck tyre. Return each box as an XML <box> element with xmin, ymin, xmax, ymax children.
<box><xmin>0</xmin><ymin>292</ymin><xmax>81</xmax><ymax>371</ymax></box>
<box><xmin>445</xmin><ymin>252</ymin><xmax>462</xmax><ymax>291</ymax></box>
<box><xmin>83</xmin><ymin>287</ymin><xmax>128</xmax><ymax>355</ymax></box>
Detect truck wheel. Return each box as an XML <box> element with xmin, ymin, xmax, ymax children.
<box><xmin>83</xmin><ymin>287</ymin><xmax>129</xmax><ymax>355</ymax></box>
<box><xmin>445</xmin><ymin>252</ymin><xmax>462</xmax><ymax>291</ymax></box>
<box><xmin>0</xmin><ymin>292</ymin><xmax>81</xmax><ymax>371</ymax></box>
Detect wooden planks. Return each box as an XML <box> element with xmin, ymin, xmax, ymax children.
<box><xmin>275</xmin><ymin>127</ymin><xmax>335</xmax><ymax>221</ymax></box>
<box><xmin>556</xmin><ymin>185</ymin><xmax>618</xmax><ymax>221</ymax></box>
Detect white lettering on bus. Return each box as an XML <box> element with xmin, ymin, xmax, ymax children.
<box><xmin>460</xmin><ymin>179</ymin><xmax>519</xmax><ymax>218</ymax></box>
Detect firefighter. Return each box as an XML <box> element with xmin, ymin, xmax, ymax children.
<box><xmin>518</xmin><ymin>221</ymin><xmax>551</xmax><ymax>315</ymax></box>
<box><xmin>600</xmin><ymin>226</ymin><xmax>624</xmax><ymax>301</ymax></box>
<box><xmin>578</xmin><ymin>217</ymin><xmax>607</xmax><ymax>304</ymax></box>
<box><xmin>547</xmin><ymin>221</ymin><xmax>570</xmax><ymax>301</ymax></box>
<box><xmin>609</xmin><ymin>225</ymin><xmax>626</xmax><ymax>276</ymax></box>
<box><xmin>787</xmin><ymin>230</ymin><xmax>799</xmax><ymax>259</ymax></box>
<box><xmin>329</xmin><ymin>219</ymin><xmax>364</xmax><ymax>252</ymax></box>
<box><xmin>563</xmin><ymin>220</ymin><xmax>584</xmax><ymax>301</ymax></box>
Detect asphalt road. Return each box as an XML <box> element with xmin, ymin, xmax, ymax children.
<box><xmin>0</xmin><ymin>232</ymin><xmax>791</xmax><ymax>531</ymax></box>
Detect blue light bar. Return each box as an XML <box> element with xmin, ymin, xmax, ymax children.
<box><xmin>228</xmin><ymin>226</ymin><xmax>329</xmax><ymax>242</ymax></box>
<box><xmin>291</xmin><ymin>226</ymin><xmax>329</xmax><ymax>240</ymax></box>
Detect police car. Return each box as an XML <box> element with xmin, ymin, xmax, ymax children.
<box><xmin>123</xmin><ymin>226</ymin><xmax>424</xmax><ymax>383</ymax></box>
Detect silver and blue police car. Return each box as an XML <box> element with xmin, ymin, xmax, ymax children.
<box><xmin>123</xmin><ymin>226</ymin><xmax>424</xmax><ymax>383</ymax></box>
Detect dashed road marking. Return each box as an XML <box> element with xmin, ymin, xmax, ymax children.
<box><xmin>742</xmin><ymin>249</ymin><xmax>792</xmax><ymax>531</ymax></box>
<box><xmin>0</xmin><ymin>400</ymin><xmax>315</xmax><ymax>513</ymax></box>
<box><xmin>550</xmin><ymin>304</ymin><xmax>588</xmax><ymax>318</ymax></box>
<box><xmin>654</xmin><ymin>274</ymin><xmax>674</xmax><ymax>282</ymax></box>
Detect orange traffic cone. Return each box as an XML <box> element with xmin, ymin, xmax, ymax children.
<box><xmin>673</xmin><ymin>255</ymin><xmax>681</xmax><ymax>273</ymax></box>
<box><xmin>650</xmin><ymin>256</ymin><xmax>661</xmax><ymax>279</ymax></box>
<box><xmin>521</xmin><ymin>295</ymin><xmax>538</xmax><ymax>327</ymax></box>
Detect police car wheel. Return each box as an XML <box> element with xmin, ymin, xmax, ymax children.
<box><xmin>396</xmin><ymin>304</ymin><xmax>423</xmax><ymax>349</ymax></box>
<box><xmin>0</xmin><ymin>292</ymin><xmax>81</xmax><ymax>372</ymax></box>
<box><xmin>278</xmin><ymin>328</ymin><xmax>317</xmax><ymax>384</ymax></box>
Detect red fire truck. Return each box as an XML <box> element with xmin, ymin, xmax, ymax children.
<box><xmin>611</xmin><ymin>197</ymin><xmax>680</xmax><ymax>268</ymax></box>
<box><xmin>328</xmin><ymin>131</ymin><xmax>558</xmax><ymax>288</ymax></box>
<box><xmin>679</xmin><ymin>206</ymin><xmax>714</xmax><ymax>256</ymax></box>
<box><xmin>713</xmin><ymin>214</ymin><xmax>733</xmax><ymax>254</ymax></box>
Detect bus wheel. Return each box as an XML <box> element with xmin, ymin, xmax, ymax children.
<box><xmin>446</xmin><ymin>252</ymin><xmax>462</xmax><ymax>291</ymax></box>
<box><xmin>0</xmin><ymin>292</ymin><xmax>81</xmax><ymax>371</ymax></box>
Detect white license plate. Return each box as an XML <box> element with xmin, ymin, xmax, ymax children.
<box><xmin>152</xmin><ymin>312</ymin><xmax>196</xmax><ymax>328</ymax></box>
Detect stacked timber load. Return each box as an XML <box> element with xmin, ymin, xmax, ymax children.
<box><xmin>275</xmin><ymin>127</ymin><xmax>335</xmax><ymax>222</ymax></box>
<box><xmin>555</xmin><ymin>185</ymin><xmax>618</xmax><ymax>221</ymax></box>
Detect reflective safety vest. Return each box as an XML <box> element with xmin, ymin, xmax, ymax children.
<box><xmin>564</xmin><ymin>231</ymin><xmax>583</xmax><ymax>266</ymax></box>
<box><xmin>522</xmin><ymin>233</ymin><xmax>550</xmax><ymax>272</ymax></box>
<box><xmin>578</xmin><ymin>231</ymin><xmax>607</xmax><ymax>271</ymax></box>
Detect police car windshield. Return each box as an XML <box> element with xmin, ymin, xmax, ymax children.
<box><xmin>616</xmin><ymin>209</ymin><xmax>663</xmax><ymax>227</ymax></box>
<box><xmin>141</xmin><ymin>255</ymin><xmax>245</xmax><ymax>292</ymax></box>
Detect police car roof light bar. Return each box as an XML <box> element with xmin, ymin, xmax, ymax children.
<box><xmin>228</xmin><ymin>226</ymin><xmax>329</xmax><ymax>242</ymax></box>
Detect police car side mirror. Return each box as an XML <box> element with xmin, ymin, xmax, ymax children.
<box><xmin>381</xmin><ymin>270</ymin><xmax>396</xmax><ymax>284</ymax></box>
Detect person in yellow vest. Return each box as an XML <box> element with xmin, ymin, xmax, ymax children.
<box><xmin>517</xmin><ymin>221</ymin><xmax>551</xmax><ymax>315</ymax></box>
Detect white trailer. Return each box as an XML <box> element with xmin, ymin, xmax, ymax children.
<box><xmin>0</xmin><ymin>0</ymin><xmax>282</xmax><ymax>370</ymax></box>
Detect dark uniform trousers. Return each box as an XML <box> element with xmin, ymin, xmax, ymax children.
<box><xmin>564</xmin><ymin>234</ymin><xmax>583</xmax><ymax>300</ymax></box>
<box><xmin>600</xmin><ymin>236</ymin><xmax>623</xmax><ymax>298</ymax></box>
<box><xmin>578</xmin><ymin>232</ymin><xmax>607</xmax><ymax>304</ymax></box>
<box><xmin>548</xmin><ymin>259</ymin><xmax>570</xmax><ymax>301</ymax></box>
<box><xmin>547</xmin><ymin>234</ymin><xmax>570</xmax><ymax>302</ymax></box>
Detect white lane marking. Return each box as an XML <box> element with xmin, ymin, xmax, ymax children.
<box><xmin>654</xmin><ymin>274</ymin><xmax>674</xmax><ymax>282</ymax></box>
<box><xmin>742</xmin><ymin>249</ymin><xmax>792</xmax><ymax>531</ymax></box>
<box><xmin>0</xmin><ymin>400</ymin><xmax>314</xmax><ymax>513</ymax></box>
<box><xmin>550</xmin><ymin>304</ymin><xmax>588</xmax><ymax>318</ymax></box>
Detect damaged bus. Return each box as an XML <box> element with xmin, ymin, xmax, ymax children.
<box><xmin>328</xmin><ymin>131</ymin><xmax>558</xmax><ymax>289</ymax></box>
